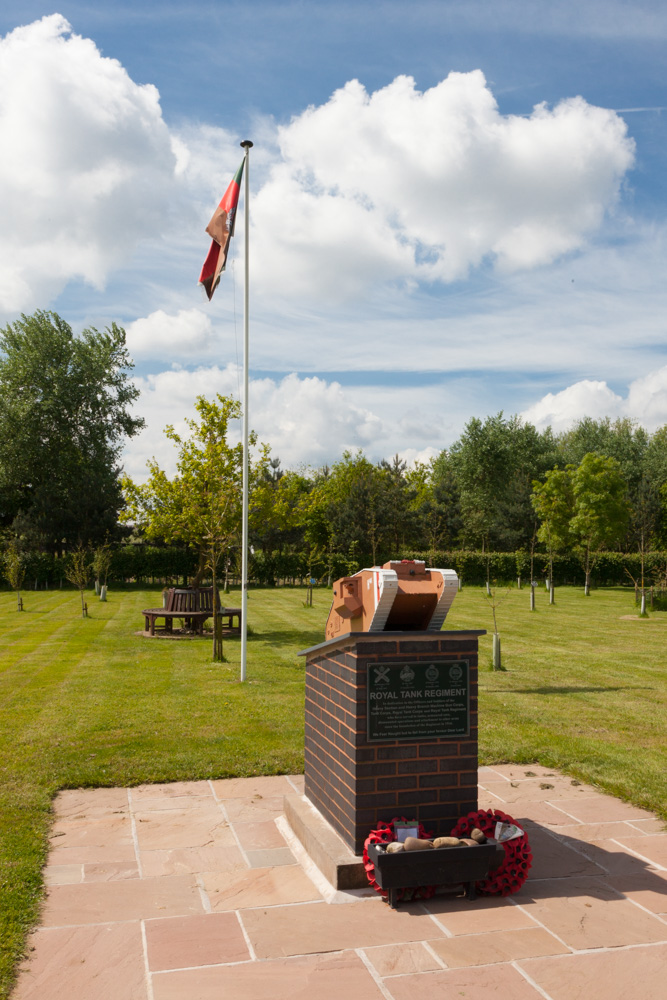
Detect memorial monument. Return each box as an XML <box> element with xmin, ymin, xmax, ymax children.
<box><xmin>289</xmin><ymin>560</ymin><xmax>485</xmax><ymax>883</ymax></box>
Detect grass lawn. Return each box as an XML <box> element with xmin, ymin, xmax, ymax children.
<box><xmin>1</xmin><ymin>582</ymin><xmax>666</xmax><ymax>996</ymax></box>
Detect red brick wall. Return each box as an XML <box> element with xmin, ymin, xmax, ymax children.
<box><xmin>304</xmin><ymin>633</ymin><xmax>480</xmax><ymax>855</ymax></box>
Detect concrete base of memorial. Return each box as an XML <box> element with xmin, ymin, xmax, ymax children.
<box><xmin>298</xmin><ymin>630</ymin><xmax>485</xmax><ymax>856</ymax></box>
<box><xmin>283</xmin><ymin>793</ymin><xmax>367</xmax><ymax>890</ymax></box>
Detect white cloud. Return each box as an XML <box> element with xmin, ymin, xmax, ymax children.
<box><xmin>122</xmin><ymin>366</ymin><xmax>463</xmax><ymax>480</ymax></box>
<box><xmin>0</xmin><ymin>15</ymin><xmax>177</xmax><ymax>311</ymax></box>
<box><xmin>125</xmin><ymin>308</ymin><xmax>218</xmax><ymax>359</ymax></box>
<box><xmin>521</xmin><ymin>366</ymin><xmax>667</xmax><ymax>433</ymax></box>
<box><xmin>0</xmin><ymin>18</ymin><xmax>637</xmax><ymax>320</ymax></box>
<box><xmin>251</xmin><ymin>72</ymin><xmax>635</xmax><ymax>301</ymax></box>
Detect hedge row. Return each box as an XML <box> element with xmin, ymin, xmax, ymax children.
<box><xmin>6</xmin><ymin>546</ymin><xmax>667</xmax><ymax>590</ymax></box>
<box><xmin>400</xmin><ymin>551</ymin><xmax>667</xmax><ymax>588</ymax></box>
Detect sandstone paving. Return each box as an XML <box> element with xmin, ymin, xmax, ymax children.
<box><xmin>240</xmin><ymin>898</ymin><xmax>446</xmax><ymax>958</ymax></box>
<box><xmin>361</xmin><ymin>941</ymin><xmax>443</xmax><ymax>976</ymax></box>
<box><xmin>518</xmin><ymin>942</ymin><xmax>667</xmax><ymax>1000</ymax></box>
<box><xmin>43</xmin><ymin>864</ymin><xmax>83</xmax><ymax>886</ymax></box>
<box><xmin>210</xmin><ymin>775</ymin><xmax>297</xmax><ymax>798</ymax></box>
<box><xmin>427</xmin><ymin>926</ymin><xmax>568</xmax><ymax>967</ymax></box>
<box><xmin>567</xmin><ymin>837</ymin><xmax>665</xmax><ymax>876</ymax></box>
<box><xmin>151</xmin><ymin>950</ymin><xmax>386</xmax><ymax>1000</ymax></box>
<box><xmin>543</xmin><ymin>793</ymin><xmax>657</xmax><ymax>824</ymax></box>
<box><xmin>224</xmin><ymin>794</ymin><xmax>288</xmax><ymax>823</ymax></box>
<box><xmin>12</xmin><ymin>923</ymin><xmax>147</xmax><ymax>1000</ymax></box>
<box><xmin>423</xmin><ymin>892</ymin><xmax>539</xmax><ymax>935</ymax></box>
<box><xmin>626</xmin><ymin>817</ymin><xmax>667</xmax><ymax>834</ymax></box>
<box><xmin>613</xmin><ymin>833</ymin><xmax>667</xmax><ymax>867</ymax></box>
<box><xmin>82</xmin><ymin>861</ymin><xmax>141</xmax><ymax>882</ymax></box>
<box><xmin>246</xmin><ymin>846</ymin><xmax>297</xmax><ymax>867</ymax></box>
<box><xmin>202</xmin><ymin>863</ymin><xmax>322</xmax><ymax>910</ymax></box>
<box><xmin>53</xmin><ymin>787</ymin><xmax>130</xmax><ymax>818</ymax></box>
<box><xmin>41</xmin><ymin>874</ymin><xmax>205</xmax><ymax>926</ymax></box>
<box><xmin>604</xmin><ymin>869</ymin><xmax>667</xmax><ymax>914</ymax></box>
<box><xmin>543</xmin><ymin>820</ymin><xmax>656</xmax><ymax>843</ymax></box>
<box><xmin>49</xmin><ymin>813</ymin><xmax>134</xmax><ymax>850</ymax></box>
<box><xmin>385</xmin><ymin>960</ymin><xmax>548</xmax><ymax>1000</ymax></box>
<box><xmin>233</xmin><ymin>818</ymin><xmax>290</xmax><ymax>850</ymax></box>
<box><xmin>133</xmin><ymin>806</ymin><xmax>234</xmax><ymax>851</ymax></box>
<box><xmin>519</xmin><ymin>824</ymin><xmax>607</xmax><ymax>880</ymax></box>
<box><xmin>139</xmin><ymin>843</ymin><xmax>247</xmax><ymax>877</ymax></box>
<box><xmin>13</xmin><ymin>772</ymin><xmax>667</xmax><ymax>1000</ymax></box>
<box><xmin>144</xmin><ymin>911</ymin><xmax>250</xmax><ymax>970</ymax></box>
<box><xmin>514</xmin><ymin>875</ymin><xmax>667</xmax><ymax>949</ymax></box>
<box><xmin>130</xmin><ymin>779</ymin><xmax>212</xmax><ymax>801</ymax></box>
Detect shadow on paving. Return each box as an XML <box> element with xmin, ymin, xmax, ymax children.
<box><xmin>516</xmin><ymin>819</ymin><xmax>667</xmax><ymax>903</ymax></box>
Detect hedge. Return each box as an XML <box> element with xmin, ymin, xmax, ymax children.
<box><xmin>5</xmin><ymin>546</ymin><xmax>667</xmax><ymax>591</ymax></box>
<box><xmin>398</xmin><ymin>550</ymin><xmax>667</xmax><ymax>589</ymax></box>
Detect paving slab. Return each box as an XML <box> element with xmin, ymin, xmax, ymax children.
<box><xmin>13</xmin><ymin>923</ymin><xmax>146</xmax><ymax>1000</ymax></box>
<box><xmin>12</xmin><ymin>772</ymin><xmax>667</xmax><ymax>1000</ymax></box>
<box><xmin>519</xmin><ymin>942</ymin><xmax>667</xmax><ymax>1000</ymax></box>
<box><xmin>151</xmin><ymin>950</ymin><xmax>384</xmax><ymax>1000</ymax></box>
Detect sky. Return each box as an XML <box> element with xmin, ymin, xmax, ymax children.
<box><xmin>2</xmin><ymin>1</ymin><xmax>667</xmax><ymax>481</ymax></box>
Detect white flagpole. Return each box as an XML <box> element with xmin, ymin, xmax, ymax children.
<box><xmin>240</xmin><ymin>139</ymin><xmax>252</xmax><ymax>682</ymax></box>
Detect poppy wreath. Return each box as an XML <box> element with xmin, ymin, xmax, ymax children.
<box><xmin>451</xmin><ymin>808</ymin><xmax>532</xmax><ymax>895</ymax></box>
<box><xmin>363</xmin><ymin>817</ymin><xmax>436</xmax><ymax>901</ymax></box>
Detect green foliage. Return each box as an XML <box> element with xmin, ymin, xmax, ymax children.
<box><xmin>122</xmin><ymin>395</ymin><xmax>270</xmax><ymax>585</ymax></box>
<box><xmin>450</xmin><ymin>413</ymin><xmax>558</xmax><ymax>551</ymax></box>
<box><xmin>569</xmin><ymin>453</ymin><xmax>630</xmax><ymax>589</ymax></box>
<box><xmin>0</xmin><ymin>311</ymin><xmax>144</xmax><ymax>549</ymax></box>
<box><xmin>64</xmin><ymin>546</ymin><xmax>90</xmax><ymax>616</ymax></box>
<box><xmin>91</xmin><ymin>543</ymin><xmax>113</xmax><ymax>587</ymax></box>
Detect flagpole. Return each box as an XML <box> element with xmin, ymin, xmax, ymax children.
<box><xmin>240</xmin><ymin>139</ymin><xmax>252</xmax><ymax>682</ymax></box>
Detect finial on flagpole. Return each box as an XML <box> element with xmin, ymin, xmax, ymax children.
<box><xmin>240</xmin><ymin>140</ymin><xmax>253</xmax><ymax>148</ymax></box>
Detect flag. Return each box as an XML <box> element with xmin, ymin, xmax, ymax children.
<box><xmin>198</xmin><ymin>159</ymin><xmax>245</xmax><ymax>300</ymax></box>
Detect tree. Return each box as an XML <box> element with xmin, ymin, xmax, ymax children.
<box><xmin>65</xmin><ymin>546</ymin><xmax>90</xmax><ymax>617</ymax></box>
<box><xmin>122</xmin><ymin>395</ymin><xmax>270</xmax><ymax>591</ymax></box>
<box><xmin>450</xmin><ymin>413</ymin><xmax>557</xmax><ymax>551</ymax></box>
<box><xmin>531</xmin><ymin>468</ymin><xmax>574</xmax><ymax>605</ymax></box>
<box><xmin>0</xmin><ymin>311</ymin><xmax>144</xmax><ymax>551</ymax></box>
<box><xmin>569</xmin><ymin>453</ymin><xmax>630</xmax><ymax>595</ymax></box>
<box><xmin>2</xmin><ymin>542</ymin><xmax>25</xmax><ymax>611</ymax></box>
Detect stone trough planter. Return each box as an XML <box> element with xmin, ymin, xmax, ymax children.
<box><xmin>367</xmin><ymin>839</ymin><xmax>505</xmax><ymax>909</ymax></box>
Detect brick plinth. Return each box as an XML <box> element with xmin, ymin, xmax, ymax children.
<box><xmin>301</xmin><ymin>631</ymin><xmax>483</xmax><ymax>855</ymax></box>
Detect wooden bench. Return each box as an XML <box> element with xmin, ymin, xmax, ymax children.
<box><xmin>219</xmin><ymin>607</ymin><xmax>242</xmax><ymax>636</ymax></box>
<box><xmin>143</xmin><ymin>588</ymin><xmax>220</xmax><ymax>636</ymax></box>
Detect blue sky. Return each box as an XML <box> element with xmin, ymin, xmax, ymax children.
<box><xmin>1</xmin><ymin>2</ymin><xmax>667</xmax><ymax>478</ymax></box>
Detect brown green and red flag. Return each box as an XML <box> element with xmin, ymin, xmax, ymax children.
<box><xmin>198</xmin><ymin>159</ymin><xmax>245</xmax><ymax>300</ymax></box>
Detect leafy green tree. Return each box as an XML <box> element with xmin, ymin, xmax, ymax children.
<box><xmin>2</xmin><ymin>543</ymin><xmax>25</xmax><ymax>611</ymax></box>
<box><xmin>121</xmin><ymin>395</ymin><xmax>269</xmax><ymax>589</ymax></box>
<box><xmin>65</xmin><ymin>546</ymin><xmax>90</xmax><ymax>617</ymax></box>
<box><xmin>558</xmin><ymin>417</ymin><xmax>649</xmax><ymax>494</ymax></box>
<box><xmin>569</xmin><ymin>453</ymin><xmax>631</xmax><ymax>595</ymax></box>
<box><xmin>0</xmin><ymin>311</ymin><xmax>144</xmax><ymax>551</ymax></box>
<box><xmin>450</xmin><ymin>413</ymin><xmax>557</xmax><ymax>551</ymax></box>
<box><xmin>531</xmin><ymin>468</ymin><xmax>574</xmax><ymax>604</ymax></box>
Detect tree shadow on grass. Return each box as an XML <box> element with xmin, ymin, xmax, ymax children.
<box><xmin>252</xmin><ymin>627</ymin><xmax>324</xmax><ymax>650</ymax></box>
<box><xmin>501</xmin><ymin>686</ymin><xmax>654</xmax><ymax>695</ymax></box>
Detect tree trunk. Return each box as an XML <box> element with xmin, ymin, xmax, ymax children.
<box><xmin>190</xmin><ymin>550</ymin><xmax>207</xmax><ymax>589</ymax></box>
<box><xmin>530</xmin><ymin>584</ymin><xmax>535</xmax><ymax>611</ymax></box>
